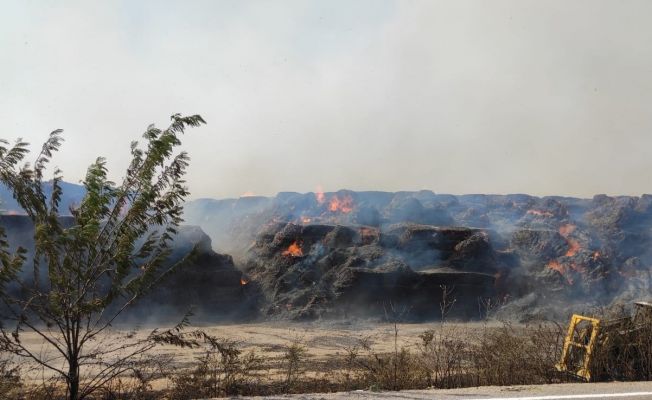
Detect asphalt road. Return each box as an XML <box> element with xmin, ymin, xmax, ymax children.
<box><xmin>232</xmin><ymin>382</ymin><xmax>652</xmax><ymax>400</ymax></box>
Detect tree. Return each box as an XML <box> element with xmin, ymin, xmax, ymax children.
<box><xmin>0</xmin><ymin>114</ymin><xmax>205</xmax><ymax>399</ymax></box>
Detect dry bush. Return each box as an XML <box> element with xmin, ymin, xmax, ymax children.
<box><xmin>336</xmin><ymin>340</ymin><xmax>365</xmax><ymax>391</ymax></box>
<box><xmin>469</xmin><ymin>322</ymin><xmax>565</xmax><ymax>386</ymax></box>
<box><xmin>334</xmin><ymin>325</ymin><xmax>428</xmax><ymax>391</ymax></box>
<box><xmin>95</xmin><ymin>355</ymin><xmax>171</xmax><ymax>400</ymax></box>
<box><xmin>417</xmin><ymin>325</ymin><xmax>469</xmax><ymax>388</ymax></box>
<box><xmin>281</xmin><ymin>336</ymin><xmax>308</xmax><ymax>392</ymax></box>
<box><xmin>630</xmin><ymin>320</ymin><xmax>652</xmax><ymax>380</ymax></box>
<box><xmin>415</xmin><ymin>320</ymin><xmax>564</xmax><ymax>389</ymax></box>
<box><xmin>357</xmin><ymin>346</ymin><xmax>426</xmax><ymax>391</ymax></box>
<box><xmin>0</xmin><ymin>357</ymin><xmax>22</xmax><ymax>399</ymax></box>
<box><xmin>589</xmin><ymin>305</ymin><xmax>652</xmax><ymax>381</ymax></box>
<box><xmin>21</xmin><ymin>312</ymin><xmax>637</xmax><ymax>397</ymax></box>
<box><xmin>98</xmin><ymin>375</ymin><xmax>155</xmax><ymax>400</ymax></box>
<box><xmin>168</xmin><ymin>338</ymin><xmax>264</xmax><ymax>399</ymax></box>
<box><xmin>339</xmin><ymin>339</ymin><xmax>426</xmax><ymax>391</ymax></box>
<box><xmin>22</xmin><ymin>378</ymin><xmax>64</xmax><ymax>400</ymax></box>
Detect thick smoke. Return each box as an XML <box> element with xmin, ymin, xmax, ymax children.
<box><xmin>2</xmin><ymin>187</ymin><xmax>651</xmax><ymax>323</ymax></box>
<box><xmin>184</xmin><ymin>190</ymin><xmax>652</xmax><ymax>321</ymax></box>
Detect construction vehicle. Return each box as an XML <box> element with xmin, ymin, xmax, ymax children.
<box><xmin>556</xmin><ymin>301</ymin><xmax>652</xmax><ymax>381</ymax></box>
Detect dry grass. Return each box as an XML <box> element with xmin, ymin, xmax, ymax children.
<box><xmin>588</xmin><ymin>305</ymin><xmax>652</xmax><ymax>382</ymax></box>
<box><xmin>3</xmin><ymin>310</ymin><xmax>651</xmax><ymax>399</ymax></box>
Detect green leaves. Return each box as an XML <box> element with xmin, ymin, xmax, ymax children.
<box><xmin>0</xmin><ymin>114</ymin><xmax>206</xmax><ymax>399</ymax></box>
<box><xmin>34</xmin><ymin>130</ymin><xmax>63</xmax><ymax>181</ymax></box>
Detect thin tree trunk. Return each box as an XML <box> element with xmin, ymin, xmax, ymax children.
<box><xmin>68</xmin><ymin>357</ymin><xmax>80</xmax><ymax>400</ymax></box>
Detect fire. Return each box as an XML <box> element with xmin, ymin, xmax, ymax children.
<box><xmin>282</xmin><ymin>240</ymin><xmax>303</xmax><ymax>257</ymax></box>
<box><xmin>558</xmin><ymin>223</ymin><xmax>580</xmax><ymax>257</ymax></box>
<box><xmin>240</xmin><ymin>277</ymin><xmax>249</xmax><ymax>285</ymax></box>
<box><xmin>592</xmin><ymin>251</ymin><xmax>601</xmax><ymax>261</ymax></box>
<box><xmin>547</xmin><ymin>260</ymin><xmax>573</xmax><ymax>284</ymax></box>
<box><xmin>565</xmin><ymin>238</ymin><xmax>581</xmax><ymax>257</ymax></box>
<box><xmin>300</xmin><ymin>216</ymin><xmax>312</xmax><ymax>224</ymax></box>
<box><xmin>546</xmin><ymin>223</ymin><xmax>588</xmax><ymax>284</ymax></box>
<box><xmin>558</xmin><ymin>223</ymin><xmax>576</xmax><ymax>237</ymax></box>
<box><xmin>547</xmin><ymin>260</ymin><xmax>586</xmax><ymax>285</ymax></box>
<box><xmin>315</xmin><ymin>185</ymin><xmax>325</xmax><ymax>204</ymax></box>
<box><xmin>527</xmin><ymin>209</ymin><xmax>554</xmax><ymax>218</ymax></box>
<box><xmin>328</xmin><ymin>194</ymin><xmax>354</xmax><ymax>213</ymax></box>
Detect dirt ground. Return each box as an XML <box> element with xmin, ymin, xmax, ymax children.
<box><xmin>192</xmin><ymin>320</ymin><xmax>493</xmax><ymax>356</ymax></box>
<box><xmin>16</xmin><ymin>319</ymin><xmax>501</xmax><ymax>387</ymax></box>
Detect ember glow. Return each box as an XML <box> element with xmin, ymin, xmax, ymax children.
<box><xmin>282</xmin><ymin>240</ymin><xmax>304</xmax><ymax>257</ymax></box>
<box><xmin>558</xmin><ymin>223</ymin><xmax>576</xmax><ymax>237</ymax></box>
<box><xmin>547</xmin><ymin>260</ymin><xmax>573</xmax><ymax>284</ymax></box>
<box><xmin>240</xmin><ymin>277</ymin><xmax>249</xmax><ymax>285</ymax></box>
<box><xmin>315</xmin><ymin>185</ymin><xmax>325</xmax><ymax>204</ymax></box>
<box><xmin>300</xmin><ymin>216</ymin><xmax>312</xmax><ymax>224</ymax></box>
<box><xmin>565</xmin><ymin>239</ymin><xmax>581</xmax><ymax>257</ymax></box>
<box><xmin>558</xmin><ymin>223</ymin><xmax>580</xmax><ymax>257</ymax></box>
<box><xmin>328</xmin><ymin>194</ymin><xmax>354</xmax><ymax>213</ymax></box>
<box><xmin>526</xmin><ymin>209</ymin><xmax>554</xmax><ymax>218</ymax></box>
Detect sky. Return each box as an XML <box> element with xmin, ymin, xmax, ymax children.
<box><xmin>1</xmin><ymin>0</ymin><xmax>652</xmax><ymax>199</ymax></box>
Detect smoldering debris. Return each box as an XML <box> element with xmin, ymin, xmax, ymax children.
<box><xmin>3</xmin><ymin>189</ymin><xmax>652</xmax><ymax>323</ymax></box>
<box><xmin>181</xmin><ymin>190</ymin><xmax>652</xmax><ymax>321</ymax></box>
<box><xmin>242</xmin><ymin>222</ymin><xmax>497</xmax><ymax>320</ymax></box>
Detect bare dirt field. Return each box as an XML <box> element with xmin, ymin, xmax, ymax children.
<box><xmin>17</xmin><ymin>320</ymin><xmax>503</xmax><ymax>387</ymax></box>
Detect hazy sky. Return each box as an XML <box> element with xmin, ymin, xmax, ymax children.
<box><xmin>2</xmin><ymin>1</ymin><xmax>652</xmax><ymax>199</ymax></box>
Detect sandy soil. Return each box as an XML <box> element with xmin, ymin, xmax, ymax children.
<box><xmin>15</xmin><ymin>320</ymin><xmax>497</xmax><ymax>378</ymax></box>
<box><xmin>12</xmin><ymin>319</ymin><xmax>512</xmax><ymax>394</ymax></box>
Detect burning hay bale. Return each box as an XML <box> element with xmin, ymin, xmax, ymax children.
<box><xmin>6</xmin><ymin>187</ymin><xmax>650</xmax><ymax>323</ymax></box>
<box><xmin>178</xmin><ymin>190</ymin><xmax>652</xmax><ymax>321</ymax></box>
<box><xmin>242</xmin><ymin>222</ymin><xmax>499</xmax><ymax>320</ymax></box>
<box><xmin>511</xmin><ymin>229</ymin><xmax>571</xmax><ymax>264</ymax></box>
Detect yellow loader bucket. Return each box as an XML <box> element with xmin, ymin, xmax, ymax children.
<box><xmin>556</xmin><ymin>314</ymin><xmax>601</xmax><ymax>381</ymax></box>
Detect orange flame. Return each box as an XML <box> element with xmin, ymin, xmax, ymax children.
<box><xmin>300</xmin><ymin>216</ymin><xmax>312</xmax><ymax>224</ymax></box>
<box><xmin>547</xmin><ymin>260</ymin><xmax>586</xmax><ymax>285</ymax></box>
<box><xmin>547</xmin><ymin>260</ymin><xmax>573</xmax><ymax>284</ymax></box>
<box><xmin>240</xmin><ymin>277</ymin><xmax>249</xmax><ymax>285</ymax></box>
<box><xmin>328</xmin><ymin>194</ymin><xmax>354</xmax><ymax>213</ymax></box>
<box><xmin>282</xmin><ymin>240</ymin><xmax>303</xmax><ymax>257</ymax></box>
<box><xmin>526</xmin><ymin>209</ymin><xmax>554</xmax><ymax>218</ymax></box>
<box><xmin>315</xmin><ymin>185</ymin><xmax>325</xmax><ymax>204</ymax></box>
<box><xmin>565</xmin><ymin>239</ymin><xmax>581</xmax><ymax>257</ymax></box>
<box><xmin>558</xmin><ymin>223</ymin><xmax>581</xmax><ymax>257</ymax></box>
<box><xmin>558</xmin><ymin>223</ymin><xmax>576</xmax><ymax>237</ymax></box>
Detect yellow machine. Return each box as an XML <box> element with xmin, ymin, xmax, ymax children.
<box><xmin>556</xmin><ymin>301</ymin><xmax>652</xmax><ymax>381</ymax></box>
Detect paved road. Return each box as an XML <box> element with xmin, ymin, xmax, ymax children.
<box><xmin>231</xmin><ymin>382</ymin><xmax>652</xmax><ymax>399</ymax></box>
